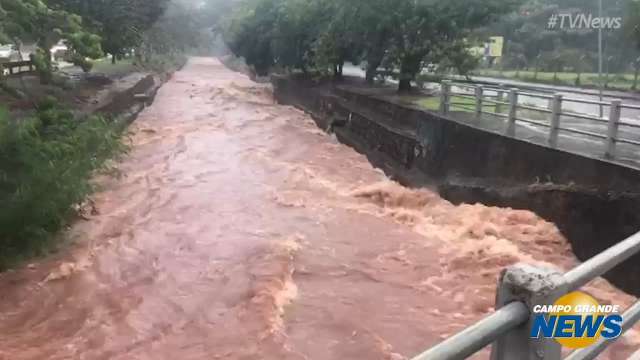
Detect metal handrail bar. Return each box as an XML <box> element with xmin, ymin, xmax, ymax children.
<box><xmin>559</xmin><ymin>112</ymin><xmax>609</xmax><ymax>124</ymax></box>
<box><xmin>482</xmin><ymin>110</ymin><xmax>509</xmax><ymax>118</ymax></box>
<box><xmin>440</xmin><ymin>80</ymin><xmax>632</xmax><ymax>160</ymax></box>
<box><xmin>482</xmin><ymin>87</ymin><xmax>512</xmax><ymax>93</ymax></box>
<box><xmin>517</xmin><ymin>104</ymin><xmax>553</xmax><ymax>114</ymax></box>
<box><xmin>565</xmin><ymin>299</ymin><xmax>640</xmax><ymax>360</ymax></box>
<box><xmin>618</xmin><ymin>121</ymin><xmax>640</xmax><ymax>129</ymax></box>
<box><xmin>517</xmin><ymin>91</ymin><xmax>554</xmax><ymax>100</ymax></box>
<box><xmin>450</xmin><ymin>82</ymin><xmax>501</xmax><ymax>90</ymax></box>
<box><xmin>620</xmin><ymin>103</ymin><xmax>640</xmax><ymax>111</ymax></box>
<box><xmin>462</xmin><ymin>76</ymin><xmax>640</xmax><ymax>101</ymax></box>
<box><xmin>564</xmin><ymin>231</ymin><xmax>640</xmax><ymax>291</ymax></box>
<box><xmin>449</xmin><ymin>104</ymin><xmax>476</xmax><ymax>111</ymax></box>
<box><xmin>431</xmin><ymin>82</ymin><xmax>640</xmax><ymax>359</ymax></box>
<box><xmin>451</xmin><ymin>83</ymin><xmax>478</xmax><ymax>90</ymax></box>
<box><xmin>616</xmin><ymin>137</ymin><xmax>640</xmax><ymax>146</ymax></box>
<box><xmin>411</xmin><ymin>302</ymin><xmax>530</xmax><ymax>360</ymax></box>
<box><xmin>449</xmin><ymin>92</ymin><xmax>476</xmax><ymax>99</ymax></box>
<box><xmin>482</xmin><ymin>97</ymin><xmax>510</xmax><ymax>106</ymax></box>
<box><xmin>558</xmin><ymin>127</ymin><xmax>607</xmax><ymax>140</ymax></box>
<box><xmin>0</xmin><ymin>60</ymin><xmax>34</xmax><ymax>75</ymax></box>
<box><xmin>451</xmin><ymin>82</ymin><xmax>508</xmax><ymax>95</ymax></box>
<box><xmin>448</xmin><ymin>101</ymin><xmax>474</xmax><ymax>105</ymax></box>
<box><xmin>1</xmin><ymin>60</ymin><xmax>32</xmax><ymax>68</ymax></box>
<box><xmin>516</xmin><ymin>117</ymin><xmax>551</xmax><ymax>128</ymax></box>
<box><xmin>412</xmin><ymin>229</ymin><xmax>640</xmax><ymax>360</ymax></box>
<box><xmin>561</xmin><ymin>96</ymin><xmax>610</xmax><ymax>106</ymax></box>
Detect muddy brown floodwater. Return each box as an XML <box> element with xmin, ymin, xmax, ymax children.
<box><xmin>1</xmin><ymin>58</ymin><xmax>639</xmax><ymax>360</ymax></box>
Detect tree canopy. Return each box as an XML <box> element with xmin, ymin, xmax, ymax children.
<box><xmin>0</xmin><ymin>0</ymin><xmax>103</xmax><ymax>81</ymax></box>
<box><xmin>46</xmin><ymin>0</ymin><xmax>170</xmax><ymax>64</ymax></box>
<box><xmin>223</xmin><ymin>0</ymin><xmax>521</xmax><ymax>91</ymax></box>
<box><xmin>482</xmin><ymin>0</ymin><xmax>633</xmax><ymax>74</ymax></box>
<box><xmin>0</xmin><ymin>0</ymin><xmax>212</xmax><ymax>87</ymax></box>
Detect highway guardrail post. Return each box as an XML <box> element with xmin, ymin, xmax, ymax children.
<box><xmin>506</xmin><ymin>88</ymin><xmax>518</xmax><ymax>136</ymax></box>
<box><xmin>549</xmin><ymin>94</ymin><xmax>563</xmax><ymax>148</ymax></box>
<box><xmin>496</xmin><ymin>84</ymin><xmax>505</xmax><ymax>114</ymax></box>
<box><xmin>605</xmin><ymin>100</ymin><xmax>621</xmax><ymax>158</ymax></box>
<box><xmin>490</xmin><ymin>263</ymin><xmax>565</xmax><ymax>360</ymax></box>
<box><xmin>440</xmin><ymin>80</ymin><xmax>451</xmax><ymax>115</ymax></box>
<box><xmin>475</xmin><ymin>85</ymin><xmax>484</xmax><ymax>121</ymax></box>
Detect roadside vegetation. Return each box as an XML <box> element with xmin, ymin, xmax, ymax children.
<box><xmin>0</xmin><ymin>103</ymin><xmax>125</xmax><ymax>269</ymax></box>
<box><xmin>470</xmin><ymin>0</ymin><xmax>640</xmax><ymax>92</ymax></box>
<box><xmin>472</xmin><ymin>70</ymin><xmax>640</xmax><ymax>91</ymax></box>
<box><xmin>0</xmin><ymin>0</ymin><xmax>218</xmax><ymax>95</ymax></box>
<box><xmin>222</xmin><ymin>0</ymin><xmax>640</xmax><ymax>96</ymax></box>
<box><xmin>0</xmin><ymin>0</ymin><xmax>219</xmax><ymax>268</ymax></box>
<box><xmin>222</xmin><ymin>0</ymin><xmax>521</xmax><ymax>92</ymax></box>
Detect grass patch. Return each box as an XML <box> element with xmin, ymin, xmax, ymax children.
<box><xmin>473</xmin><ymin>69</ymin><xmax>639</xmax><ymax>91</ymax></box>
<box><xmin>414</xmin><ymin>95</ymin><xmax>552</xmax><ymax>123</ymax></box>
<box><xmin>0</xmin><ymin>100</ymin><xmax>127</xmax><ymax>269</ymax></box>
<box><xmin>85</xmin><ymin>54</ymin><xmax>186</xmax><ymax>78</ymax></box>
<box><xmin>91</xmin><ymin>57</ymin><xmax>139</xmax><ymax>77</ymax></box>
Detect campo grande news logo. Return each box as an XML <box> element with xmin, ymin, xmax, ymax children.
<box><xmin>530</xmin><ymin>291</ymin><xmax>623</xmax><ymax>349</ymax></box>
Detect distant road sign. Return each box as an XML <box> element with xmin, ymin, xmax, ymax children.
<box><xmin>489</xmin><ymin>36</ymin><xmax>503</xmax><ymax>58</ymax></box>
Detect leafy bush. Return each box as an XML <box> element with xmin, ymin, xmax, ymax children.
<box><xmin>0</xmin><ymin>102</ymin><xmax>125</xmax><ymax>268</ymax></box>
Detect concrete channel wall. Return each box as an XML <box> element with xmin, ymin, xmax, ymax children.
<box><xmin>271</xmin><ymin>74</ymin><xmax>640</xmax><ymax>296</ymax></box>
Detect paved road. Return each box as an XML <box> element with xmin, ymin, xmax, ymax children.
<box><xmin>0</xmin><ymin>58</ymin><xmax>637</xmax><ymax>359</ymax></box>
<box><xmin>344</xmin><ymin>64</ymin><xmax>640</xmax><ymax>168</ymax></box>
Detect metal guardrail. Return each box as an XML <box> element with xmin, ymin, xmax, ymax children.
<box><xmin>411</xmin><ymin>231</ymin><xmax>640</xmax><ymax>360</ymax></box>
<box><xmin>0</xmin><ymin>60</ymin><xmax>34</xmax><ymax>76</ymax></box>
<box><xmin>438</xmin><ymin>80</ymin><xmax>640</xmax><ymax>159</ymax></box>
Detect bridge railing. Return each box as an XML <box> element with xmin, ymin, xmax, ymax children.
<box><xmin>0</xmin><ymin>60</ymin><xmax>34</xmax><ymax>76</ymax></box>
<box><xmin>410</xmin><ymin>231</ymin><xmax>640</xmax><ymax>360</ymax></box>
<box><xmin>439</xmin><ymin>80</ymin><xmax>640</xmax><ymax>159</ymax></box>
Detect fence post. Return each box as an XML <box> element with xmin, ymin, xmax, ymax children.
<box><xmin>496</xmin><ymin>84</ymin><xmax>505</xmax><ymax>114</ymax></box>
<box><xmin>506</xmin><ymin>88</ymin><xmax>518</xmax><ymax>136</ymax></box>
<box><xmin>440</xmin><ymin>80</ymin><xmax>451</xmax><ymax>115</ymax></box>
<box><xmin>490</xmin><ymin>263</ymin><xmax>565</xmax><ymax>360</ymax></box>
<box><xmin>548</xmin><ymin>94</ymin><xmax>563</xmax><ymax>148</ymax></box>
<box><xmin>605</xmin><ymin>100</ymin><xmax>621</xmax><ymax>159</ymax></box>
<box><xmin>475</xmin><ymin>85</ymin><xmax>484</xmax><ymax>121</ymax></box>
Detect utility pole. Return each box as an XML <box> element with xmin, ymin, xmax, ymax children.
<box><xmin>598</xmin><ymin>0</ymin><xmax>604</xmax><ymax>118</ymax></box>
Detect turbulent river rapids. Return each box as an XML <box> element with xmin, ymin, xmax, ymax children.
<box><xmin>0</xmin><ymin>58</ymin><xmax>638</xmax><ymax>359</ymax></box>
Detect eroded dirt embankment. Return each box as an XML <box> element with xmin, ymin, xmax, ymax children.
<box><xmin>0</xmin><ymin>58</ymin><xmax>638</xmax><ymax>360</ymax></box>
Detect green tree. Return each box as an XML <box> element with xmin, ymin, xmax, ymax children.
<box><xmin>356</xmin><ymin>0</ymin><xmax>396</xmax><ymax>83</ymax></box>
<box><xmin>440</xmin><ymin>41</ymin><xmax>482</xmax><ymax>80</ymax></box>
<box><xmin>311</xmin><ymin>0</ymin><xmax>362</xmax><ymax>78</ymax></box>
<box><xmin>222</xmin><ymin>0</ymin><xmax>519</xmax><ymax>88</ymax></box>
<box><xmin>48</xmin><ymin>0</ymin><xmax>168</xmax><ymax>64</ymax></box>
<box><xmin>223</xmin><ymin>0</ymin><xmax>280</xmax><ymax>75</ymax></box>
<box><xmin>389</xmin><ymin>0</ymin><xmax>520</xmax><ymax>92</ymax></box>
<box><xmin>626</xmin><ymin>0</ymin><xmax>640</xmax><ymax>89</ymax></box>
<box><xmin>0</xmin><ymin>0</ymin><xmax>103</xmax><ymax>83</ymax></box>
<box><xmin>140</xmin><ymin>0</ymin><xmax>207</xmax><ymax>61</ymax></box>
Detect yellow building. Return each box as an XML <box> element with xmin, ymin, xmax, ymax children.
<box><xmin>489</xmin><ymin>36</ymin><xmax>504</xmax><ymax>58</ymax></box>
